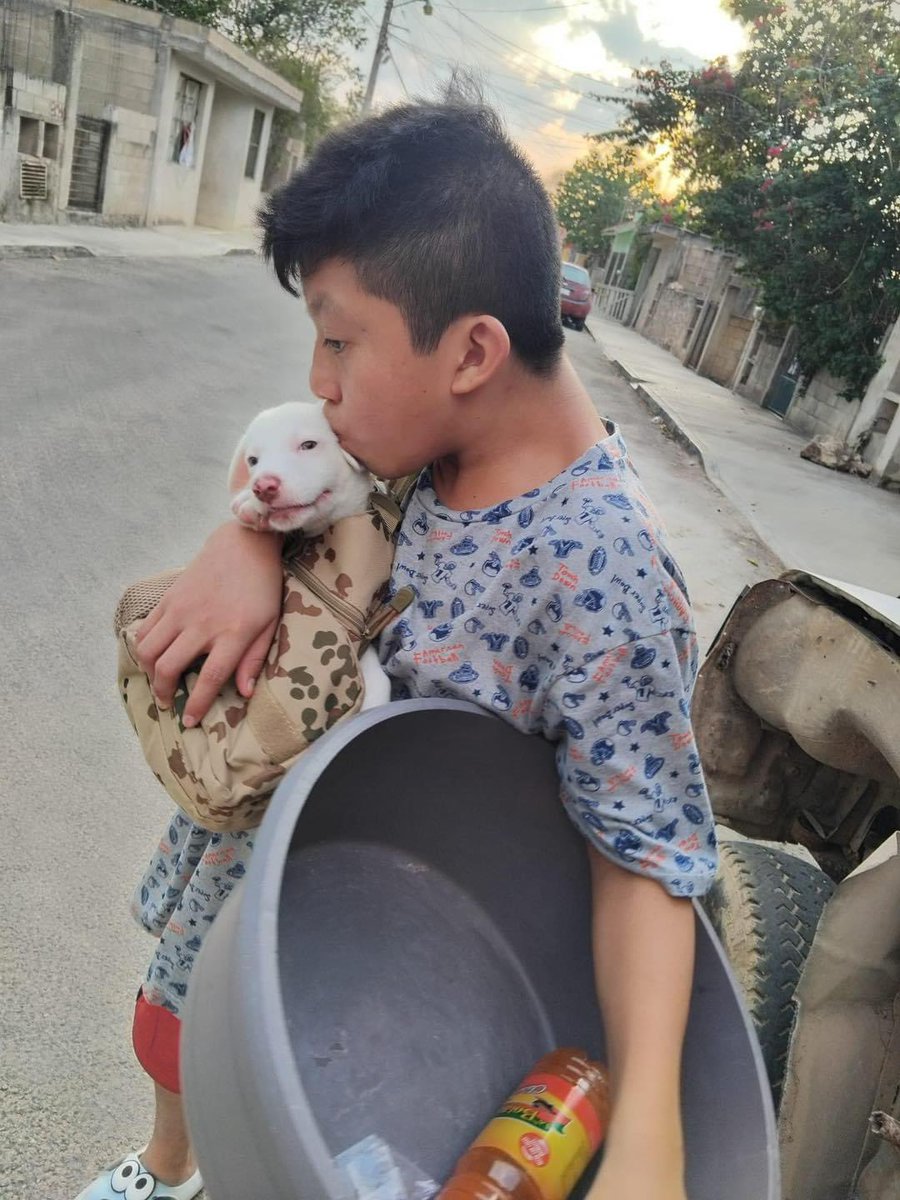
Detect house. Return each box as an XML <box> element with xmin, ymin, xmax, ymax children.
<box><xmin>595</xmin><ymin>222</ymin><xmax>900</xmax><ymax>485</ymax></box>
<box><xmin>0</xmin><ymin>0</ymin><xmax>303</xmax><ymax>229</ymax></box>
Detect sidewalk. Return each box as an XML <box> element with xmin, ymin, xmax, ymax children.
<box><xmin>0</xmin><ymin>220</ymin><xmax>259</xmax><ymax>259</ymax></box>
<box><xmin>589</xmin><ymin>315</ymin><xmax>899</xmax><ymax>596</ymax></box>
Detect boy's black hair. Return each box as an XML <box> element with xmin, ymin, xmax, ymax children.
<box><xmin>259</xmin><ymin>82</ymin><xmax>566</xmax><ymax>376</ymax></box>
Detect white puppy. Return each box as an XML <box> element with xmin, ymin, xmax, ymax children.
<box><xmin>228</xmin><ymin>401</ymin><xmax>391</xmax><ymax>708</ymax></box>
<box><xmin>228</xmin><ymin>401</ymin><xmax>371</xmax><ymax>536</ymax></box>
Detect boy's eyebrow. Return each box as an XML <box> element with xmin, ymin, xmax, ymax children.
<box><xmin>306</xmin><ymin>292</ymin><xmax>330</xmax><ymax>317</ymax></box>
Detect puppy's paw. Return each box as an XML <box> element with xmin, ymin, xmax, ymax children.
<box><xmin>231</xmin><ymin>490</ymin><xmax>270</xmax><ymax>531</ymax></box>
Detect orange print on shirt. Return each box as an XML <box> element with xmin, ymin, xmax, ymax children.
<box><xmin>554</xmin><ymin>565</ymin><xmax>579</xmax><ymax>590</ymax></box>
<box><xmin>561</xmin><ymin>622</ymin><xmax>589</xmax><ymax>645</ymax></box>
<box><xmin>593</xmin><ymin>644</ymin><xmax>629</xmax><ymax>684</ymax></box>
<box><xmin>414</xmin><ymin>644</ymin><xmax>463</xmax><ymax>666</ymax></box>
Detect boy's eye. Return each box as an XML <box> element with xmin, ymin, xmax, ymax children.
<box><xmin>247</xmin><ymin>455</ymin><xmax>258</xmax><ymax>466</ymax></box>
<box><xmin>299</xmin><ymin>440</ymin><xmax>318</xmax><ymax>451</ymax></box>
<box><xmin>323</xmin><ymin>338</ymin><xmax>346</xmax><ymax>353</ymax></box>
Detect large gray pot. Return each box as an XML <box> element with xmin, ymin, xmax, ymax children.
<box><xmin>183</xmin><ymin>700</ymin><xmax>778</xmax><ymax>1200</ymax></box>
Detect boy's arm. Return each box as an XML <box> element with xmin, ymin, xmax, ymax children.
<box><xmin>135</xmin><ymin>521</ymin><xmax>285</xmax><ymax>727</ymax></box>
<box><xmin>588</xmin><ymin>850</ymin><xmax>694</xmax><ymax>1200</ymax></box>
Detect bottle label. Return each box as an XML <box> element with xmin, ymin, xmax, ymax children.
<box><xmin>471</xmin><ymin>1071</ymin><xmax>604</xmax><ymax>1200</ymax></box>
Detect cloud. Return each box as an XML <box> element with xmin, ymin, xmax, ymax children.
<box><xmin>548</xmin><ymin>0</ymin><xmax>746</xmax><ymax>75</ymax></box>
<box><xmin>550</xmin><ymin>88</ymin><xmax>587</xmax><ymax>113</ymax></box>
<box><xmin>531</xmin><ymin>21</ymin><xmax>632</xmax><ymax>83</ymax></box>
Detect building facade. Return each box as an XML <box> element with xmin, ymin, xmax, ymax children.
<box><xmin>0</xmin><ymin>0</ymin><xmax>302</xmax><ymax>228</ymax></box>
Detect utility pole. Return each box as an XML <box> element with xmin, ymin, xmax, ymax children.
<box><xmin>363</xmin><ymin>0</ymin><xmax>395</xmax><ymax>113</ymax></box>
<box><xmin>362</xmin><ymin>0</ymin><xmax>433</xmax><ymax>113</ymax></box>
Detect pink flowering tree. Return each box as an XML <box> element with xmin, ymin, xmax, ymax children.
<box><xmin>600</xmin><ymin>0</ymin><xmax>900</xmax><ymax>399</ymax></box>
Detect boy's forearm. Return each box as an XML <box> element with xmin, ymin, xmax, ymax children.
<box><xmin>588</xmin><ymin>848</ymin><xmax>694</xmax><ymax>1176</ymax></box>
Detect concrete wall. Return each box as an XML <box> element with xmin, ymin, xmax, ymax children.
<box><xmin>76</xmin><ymin>18</ymin><xmax>158</xmax><ymax>119</ymax></box>
<box><xmin>0</xmin><ymin>3</ymin><xmax>56</xmax><ymax>79</ymax></box>
<box><xmin>786</xmin><ymin>370</ymin><xmax>861</xmax><ymax>440</ymax></box>
<box><xmin>642</xmin><ymin>284</ymin><xmax>700</xmax><ymax>356</ymax></box>
<box><xmin>148</xmin><ymin>52</ymin><xmax>214</xmax><ymax>225</ymax></box>
<box><xmin>0</xmin><ymin>71</ymin><xmax>66</xmax><ymax>221</ymax></box>
<box><xmin>101</xmin><ymin>104</ymin><xmax>156</xmax><ymax>220</ymax></box>
<box><xmin>195</xmin><ymin>85</ymin><xmax>271</xmax><ymax>230</ymax></box>
<box><xmin>703</xmin><ymin>313</ymin><xmax>753</xmax><ymax>387</ymax></box>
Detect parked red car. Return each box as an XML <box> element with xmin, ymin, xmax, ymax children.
<box><xmin>560</xmin><ymin>261</ymin><xmax>592</xmax><ymax>331</ymax></box>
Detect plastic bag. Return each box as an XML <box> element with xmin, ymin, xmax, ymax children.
<box><xmin>336</xmin><ymin>1134</ymin><xmax>439</xmax><ymax>1200</ymax></box>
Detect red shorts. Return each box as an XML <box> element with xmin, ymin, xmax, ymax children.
<box><xmin>132</xmin><ymin>989</ymin><xmax>182</xmax><ymax>1094</ymax></box>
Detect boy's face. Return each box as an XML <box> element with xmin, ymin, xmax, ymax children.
<box><xmin>304</xmin><ymin>259</ymin><xmax>461</xmax><ymax>480</ymax></box>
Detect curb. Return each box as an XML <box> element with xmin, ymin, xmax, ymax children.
<box><xmin>605</xmin><ymin>354</ymin><xmax>786</xmax><ymax>570</ymax></box>
<box><xmin>607</xmin><ymin>357</ymin><xmax>715</xmax><ymax>478</ymax></box>
<box><xmin>0</xmin><ymin>243</ymin><xmax>94</xmax><ymax>259</ymax></box>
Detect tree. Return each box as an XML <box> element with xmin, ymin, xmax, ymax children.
<box><xmin>603</xmin><ymin>0</ymin><xmax>900</xmax><ymax>399</ymax></box>
<box><xmin>554</xmin><ymin>149</ymin><xmax>656</xmax><ymax>259</ymax></box>
<box><xmin>126</xmin><ymin>0</ymin><xmax>366</xmax><ymax>58</ymax></box>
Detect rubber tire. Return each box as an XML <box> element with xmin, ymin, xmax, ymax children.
<box><xmin>700</xmin><ymin>841</ymin><xmax>835</xmax><ymax>1108</ymax></box>
<box><xmin>573</xmin><ymin>318</ymin><xmax>585</xmax><ymax>331</ymax></box>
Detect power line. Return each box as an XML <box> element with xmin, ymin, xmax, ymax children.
<box><xmin>454</xmin><ymin>2</ymin><xmax>597</xmax><ymax>11</ymax></box>
<box><xmin>391</xmin><ymin>33</ymin><xmax>616</xmax><ymax>132</ymax></box>
<box><xmin>443</xmin><ymin>0</ymin><xmax>632</xmax><ymax>96</ymax></box>
<box><xmin>406</xmin><ymin>3</ymin><xmax>624</xmax><ymax>110</ymax></box>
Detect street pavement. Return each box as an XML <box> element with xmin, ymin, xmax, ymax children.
<box><xmin>589</xmin><ymin>314</ymin><xmax>899</xmax><ymax>597</ymax></box>
<box><xmin>0</xmin><ymin>219</ymin><xmax>259</xmax><ymax>259</ymax></box>
<box><xmin>0</xmin><ymin>252</ymin><xmax>790</xmax><ymax>1199</ymax></box>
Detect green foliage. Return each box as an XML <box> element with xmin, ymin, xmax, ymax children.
<box><xmin>125</xmin><ymin>0</ymin><xmax>366</xmax><ymax>55</ymax></box>
<box><xmin>554</xmin><ymin>148</ymin><xmax>656</xmax><ymax>257</ymax></box>
<box><xmin>604</xmin><ymin>0</ymin><xmax>900</xmax><ymax>399</ymax></box>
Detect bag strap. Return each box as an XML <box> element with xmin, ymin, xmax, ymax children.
<box><xmin>385</xmin><ymin>472</ymin><xmax>420</xmax><ymax>515</ymax></box>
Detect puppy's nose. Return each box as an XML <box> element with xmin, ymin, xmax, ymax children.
<box><xmin>252</xmin><ymin>474</ymin><xmax>281</xmax><ymax>502</ymax></box>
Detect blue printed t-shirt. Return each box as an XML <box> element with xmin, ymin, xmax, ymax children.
<box><xmin>379</xmin><ymin>423</ymin><xmax>718</xmax><ymax>897</ymax></box>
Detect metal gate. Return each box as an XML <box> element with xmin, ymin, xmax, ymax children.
<box><xmin>766</xmin><ymin>354</ymin><xmax>802</xmax><ymax>417</ymax></box>
<box><xmin>68</xmin><ymin>116</ymin><xmax>110</xmax><ymax>212</ymax></box>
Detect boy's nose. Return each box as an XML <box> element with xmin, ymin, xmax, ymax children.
<box><xmin>252</xmin><ymin>474</ymin><xmax>281</xmax><ymax>502</ymax></box>
<box><xmin>309</xmin><ymin>350</ymin><xmax>341</xmax><ymax>404</ymax></box>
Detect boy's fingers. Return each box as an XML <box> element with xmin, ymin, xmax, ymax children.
<box><xmin>235</xmin><ymin>619</ymin><xmax>279</xmax><ymax>698</ymax></box>
<box><xmin>150</xmin><ymin>631</ymin><xmax>207</xmax><ymax>710</ymax></box>
<box><xmin>134</xmin><ymin>601</ymin><xmax>163</xmax><ymax>643</ymax></box>
<box><xmin>134</xmin><ymin>610</ymin><xmax>180</xmax><ymax>679</ymax></box>
<box><xmin>183</xmin><ymin>642</ymin><xmax>244</xmax><ymax>727</ymax></box>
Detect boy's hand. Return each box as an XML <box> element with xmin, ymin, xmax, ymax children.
<box><xmin>134</xmin><ymin>521</ymin><xmax>284</xmax><ymax>726</ymax></box>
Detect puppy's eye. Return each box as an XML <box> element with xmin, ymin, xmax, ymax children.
<box><xmin>247</xmin><ymin>455</ymin><xmax>258</xmax><ymax>466</ymax></box>
<box><xmin>299</xmin><ymin>440</ymin><xmax>318</xmax><ymax>451</ymax></box>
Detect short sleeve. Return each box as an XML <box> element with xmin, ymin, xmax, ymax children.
<box><xmin>544</xmin><ymin>630</ymin><xmax>718</xmax><ymax>897</ymax></box>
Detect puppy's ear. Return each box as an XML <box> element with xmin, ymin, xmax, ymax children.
<box><xmin>228</xmin><ymin>437</ymin><xmax>250</xmax><ymax>494</ymax></box>
<box><xmin>339</xmin><ymin>447</ymin><xmax>369</xmax><ymax>475</ymax></box>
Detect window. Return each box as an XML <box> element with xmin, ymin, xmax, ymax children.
<box><xmin>43</xmin><ymin>123</ymin><xmax>60</xmax><ymax>160</ymax></box>
<box><xmin>18</xmin><ymin>116</ymin><xmax>40</xmax><ymax>156</ymax></box>
<box><xmin>170</xmin><ymin>74</ymin><xmax>203</xmax><ymax>166</ymax></box>
<box><xmin>244</xmin><ymin>109</ymin><xmax>266</xmax><ymax>179</ymax></box>
<box><xmin>562</xmin><ymin>262</ymin><xmax>590</xmax><ymax>285</ymax></box>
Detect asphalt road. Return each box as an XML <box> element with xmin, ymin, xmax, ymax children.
<box><xmin>0</xmin><ymin>256</ymin><xmax>779</xmax><ymax>1199</ymax></box>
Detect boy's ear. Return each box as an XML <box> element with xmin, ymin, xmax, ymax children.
<box><xmin>449</xmin><ymin>315</ymin><xmax>511</xmax><ymax>396</ymax></box>
<box><xmin>228</xmin><ymin>437</ymin><xmax>250</xmax><ymax>493</ymax></box>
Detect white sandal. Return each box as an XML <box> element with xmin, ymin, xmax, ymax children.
<box><xmin>75</xmin><ymin>1149</ymin><xmax>203</xmax><ymax>1200</ymax></box>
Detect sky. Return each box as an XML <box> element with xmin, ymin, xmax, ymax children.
<box><xmin>351</xmin><ymin>0</ymin><xmax>748</xmax><ymax>185</ymax></box>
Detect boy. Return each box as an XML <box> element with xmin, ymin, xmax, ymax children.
<box><xmin>93</xmin><ymin>89</ymin><xmax>716</xmax><ymax>1200</ymax></box>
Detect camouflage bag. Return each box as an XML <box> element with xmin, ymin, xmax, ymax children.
<box><xmin>115</xmin><ymin>489</ymin><xmax>414</xmax><ymax>833</ymax></box>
